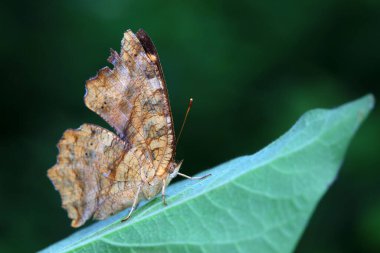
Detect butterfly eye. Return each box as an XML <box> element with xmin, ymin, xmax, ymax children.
<box><xmin>169</xmin><ymin>161</ymin><xmax>183</xmax><ymax>179</ymax></box>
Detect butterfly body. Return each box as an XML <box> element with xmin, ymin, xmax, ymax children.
<box><xmin>48</xmin><ymin>29</ymin><xmax>181</xmax><ymax>227</ymax></box>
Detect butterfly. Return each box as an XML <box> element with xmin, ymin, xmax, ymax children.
<box><xmin>47</xmin><ymin>29</ymin><xmax>209</xmax><ymax>227</ymax></box>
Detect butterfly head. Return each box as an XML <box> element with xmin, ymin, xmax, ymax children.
<box><xmin>168</xmin><ymin>160</ymin><xmax>183</xmax><ymax>179</ymax></box>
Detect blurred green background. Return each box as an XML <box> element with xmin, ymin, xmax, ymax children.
<box><xmin>1</xmin><ymin>0</ymin><xmax>379</xmax><ymax>252</ymax></box>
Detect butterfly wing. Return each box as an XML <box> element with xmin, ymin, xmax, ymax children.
<box><xmin>47</xmin><ymin>124</ymin><xmax>143</xmax><ymax>227</ymax></box>
<box><xmin>84</xmin><ymin>29</ymin><xmax>175</xmax><ymax>179</ymax></box>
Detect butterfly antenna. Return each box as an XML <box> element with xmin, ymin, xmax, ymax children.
<box><xmin>176</xmin><ymin>98</ymin><xmax>193</xmax><ymax>147</ymax></box>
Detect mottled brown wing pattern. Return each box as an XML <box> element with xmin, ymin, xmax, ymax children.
<box><xmin>47</xmin><ymin>124</ymin><xmax>143</xmax><ymax>227</ymax></box>
<box><xmin>84</xmin><ymin>29</ymin><xmax>175</xmax><ymax>179</ymax></box>
<box><xmin>48</xmin><ymin>30</ymin><xmax>185</xmax><ymax>227</ymax></box>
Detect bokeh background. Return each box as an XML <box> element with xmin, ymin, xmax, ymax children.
<box><xmin>1</xmin><ymin>0</ymin><xmax>379</xmax><ymax>252</ymax></box>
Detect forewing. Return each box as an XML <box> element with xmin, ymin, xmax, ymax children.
<box><xmin>84</xmin><ymin>29</ymin><xmax>175</xmax><ymax>179</ymax></box>
<box><xmin>47</xmin><ymin>124</ymin><xmax>131</xmax><ymax>227</ymax></box>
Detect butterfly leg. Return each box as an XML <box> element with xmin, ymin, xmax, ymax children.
<box><xmin>121</xmin><ymin>184</ymin><xmax>142</xmax><ymax>222</ymax></box>
<box><xmin>177</xmin><ymin>172</ymin><xmax>211</xmax><ymax>180</ymax></box>
<box><xmin>161</xmin><ymin>178</ymin><xmax>167</xmax><ymax>206</ymax></box>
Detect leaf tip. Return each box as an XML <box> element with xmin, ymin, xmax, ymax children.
<box><xmin>364</xmin><ymin>93</ymin><xmax>375</xmax><ymax>110</ymax></box>
<box><xmin>354</xmin><ymin>94</ymin><xmax>375</xmax><ymax>123</ymax></box>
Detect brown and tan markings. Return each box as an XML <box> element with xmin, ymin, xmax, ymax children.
<box><xmin>47</xmin><ymin>29</ymin><xmax>210</xmax><ymax>228</ymax></box>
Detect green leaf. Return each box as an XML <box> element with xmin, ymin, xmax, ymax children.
<box><xmin>41</xmin><ymin>94</ymin><xmax>375</xmax><ymax>253</ymax></box>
